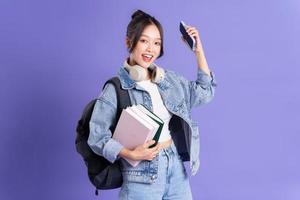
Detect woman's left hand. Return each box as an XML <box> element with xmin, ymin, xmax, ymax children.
<box><xmin>184</xmin><ymin>25</ymin><xmax>204</xmax><ymax>54</ymax></box>
<box><xmin>183</xmin><ymin>24</ymin><xmax>211</xmax><ymax>74</ymax></box>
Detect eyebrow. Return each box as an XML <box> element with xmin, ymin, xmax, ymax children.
<box><xmin>141</xmin><ymin>34</ymin><xmax>161</xmax><ymax>40</ymax></box>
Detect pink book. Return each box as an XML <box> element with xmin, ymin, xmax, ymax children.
<box><xmin>112</xmin><ymin>108</ymin><xmax>156</xmax><ymax>167</ymax></box>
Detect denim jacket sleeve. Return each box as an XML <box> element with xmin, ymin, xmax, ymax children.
<box><xmin>87</xmin><ymin>83</ymin><xmax>124</xmax><ymax>163</ymax></box>
<box><xmin>172</xmin><ymin>69</ymin><xmax>217</xmax><ymax>110</ymax></box>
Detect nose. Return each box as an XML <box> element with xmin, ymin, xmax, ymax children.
<box><xmin>146</xmin><ymin>42</ymin><xmax>154</xmax><ymax>52</ymax></box>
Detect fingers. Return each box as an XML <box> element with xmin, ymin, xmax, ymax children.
<box><xmin>186</xmin><ymin>26</ymin><xmax>197</xmax><ymax>33</ymax></box>
<box><xmin>148</xmin><ymin>143</ymin><xmax>159</xmax><ymax>153</ymax></box>
<box><xmin>143</xmin><ymin>140</ymin><xmax>156</xmax><ymax>148</ymax></box>
<box><xmin>185</xmin><ymin>26</ymin><xmax>199</xmax><ymax>38</ymax></box>
<box><xmin>146</xmin><ymin>142</ymin><xmax>160</xmax><ymax>161</ymax></box>
<box><xmin>151</xmin><ymin>145</ymin><xmax>160</xmax><ymax>154</ymax></box>
<box><xmin>137</xmin><ymin>140</ymin><xmax>161</xmax><ymax>161</ymax></box>
<box><xmin>183</xmin><ymin>25</ymin><xmax>203</xmax><ymax>52</ymax></box>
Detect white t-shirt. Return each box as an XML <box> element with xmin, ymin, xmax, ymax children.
<box><xmin>136</xmin><ymin>80</ymin><xmax>172</xmax><ymax>142</ymax></box>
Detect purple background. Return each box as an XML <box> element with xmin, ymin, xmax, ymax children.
<box><xmin>1</xmin><ymin>0</ymin><xmax>300</xmax><ymax>199</ymax></box>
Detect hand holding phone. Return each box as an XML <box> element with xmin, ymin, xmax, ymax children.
<box><xmin>179</xmin><ymin>21</ymin><xmax>196</xmax><ymax>51</ymax></box>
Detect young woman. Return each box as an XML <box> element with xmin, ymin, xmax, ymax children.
<box><xmin>88</xmin><ymin>10</ymin><xmax>216</xmax><ymax>199</ymax></box>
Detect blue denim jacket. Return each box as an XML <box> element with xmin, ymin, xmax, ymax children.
<box><xmin>88</xmin><ymin>65</ymin><xmax>216</xmax><ymax>183</ymax></box>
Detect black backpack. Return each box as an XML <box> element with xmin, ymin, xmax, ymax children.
<box><xmin>75</xmin><ymin>77</ymin><xmax>131</xmax><ymax>194</ymax></box>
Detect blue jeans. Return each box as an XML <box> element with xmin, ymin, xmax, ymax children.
<box><xmin>119</xmin><ymin>143</ymin><xmax>193</xmax><ymax>200</ymax></box>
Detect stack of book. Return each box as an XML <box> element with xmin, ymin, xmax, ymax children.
<box><xmin>112</xmin><ymin>104</ymin><xmax>164</xmax><ymax>167</ymax></box>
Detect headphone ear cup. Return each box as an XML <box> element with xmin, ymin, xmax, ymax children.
<box><xmin>126</xmin><ymin>65</ymin><xmax>148</xmax><ymax>82</ymax></box>
<box><xmin>151</xmin><ymin>66</ymin><xmax>165</xmax><ymax>83</ymax></box>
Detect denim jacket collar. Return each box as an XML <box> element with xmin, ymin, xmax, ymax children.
<box><xmin>118</xmin><ymin>67</ymin><xmax>136</xmax><ymax>90</ymax></box>
<box><xmin>157</xmin><ymin>77</ymin><xmax>172</xmax><ymax>91</ymax></box>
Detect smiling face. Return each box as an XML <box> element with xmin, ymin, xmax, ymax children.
<box><xmin>127</xmin><ymin>24</ymin><xmax>162</xmax><ymax>69</ymax></box>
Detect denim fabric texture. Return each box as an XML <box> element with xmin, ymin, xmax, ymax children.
<box><xmin>88</xmin><ymin>63</ymin><xmax>216</xmax><ymax>183</ymax></box>
<box><xmin>119</xmin><ymin>142</ymin><xmax>193</xmax><ymax>200</ymax></box>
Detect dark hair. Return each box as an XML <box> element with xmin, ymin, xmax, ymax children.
<box><xmin>126</xmin><ymin>10</ymin><xmax>164</xmax><ymax>58</ymax></box>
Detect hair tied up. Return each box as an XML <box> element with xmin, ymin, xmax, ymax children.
<box><xmin>131</xmin><ymin>9</ymin><xmax>151</xmax><ymax>19</ymax></box>
<box><xmin>126</xmin><ymin>9</ymin><xmax>164</xmax><ymax>58</ymax></box>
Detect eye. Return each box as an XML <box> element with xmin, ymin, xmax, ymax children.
<box><xmin>140</xmin><ymin>39</ymin><xmax>148</xmax><ymax>43</ymax></box>
<box><xmin>155</xmin><ymin>41</ymin><xmax>161</xmax><ymax>46</ymax></box>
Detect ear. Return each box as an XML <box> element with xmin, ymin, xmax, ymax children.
<box><xmin>125</xmin><ymin>37</ymin><xmax>131</xmax><ymax>49</ymax></box>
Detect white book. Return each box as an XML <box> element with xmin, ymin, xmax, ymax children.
<box><xmin>112</xmin><ymin>107</ymin><xmax>157</xmax><ymax>167</ymax></box>
<box><xmin>136</xmin><ymin>104</ymin><xmax>163</xmax><ymax>124</ymax></box>
<box><xmin>129</xmin><ymin>105</ymin><xmax>159</xmax><ymax>137</ymax></box>
<box><xmin>136</xmin><ymin>104</ymin><xmax>164</xmax><ymax>147</ymax></box>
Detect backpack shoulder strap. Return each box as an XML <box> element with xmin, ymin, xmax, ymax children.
<box><xmin>103</xmin><ymin>77</ymin><xmax>131</xmax><ymax>133</ymax></box>
<box><xmin>103</xmin><ymin>76</ymin><xmax>131</xmax><ymax>109</ymax></box>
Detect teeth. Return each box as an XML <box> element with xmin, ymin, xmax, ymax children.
<box><xmin>143</xmin><ymin>54</ymin><xmax>153</xmax><ymax>58</ymax></box>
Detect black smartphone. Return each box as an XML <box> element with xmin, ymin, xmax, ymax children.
<box><xmin>179</xmin><ymin>21</ymin><xmax>196</xmax><ymax>51</ymax></box>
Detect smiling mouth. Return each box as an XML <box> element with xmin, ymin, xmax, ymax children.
<box><xmin>142</xmin><ymin>54</ymin><xmax>153</xmax><ymax>62</ymax></box>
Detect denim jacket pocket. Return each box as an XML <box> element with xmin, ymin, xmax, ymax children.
<box><xmin>120</xmin><ymin>158</ymin><xmax>145</xmax><ymax>173</ymax></box>
<box><xmin>120</xmin><ymin>157</ymin><xmax>159</xmax><ymax>184</ymax></box>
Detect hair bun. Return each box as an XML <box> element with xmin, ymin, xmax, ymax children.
<box><xmin>131</xmin><ymin>9</ymin><xmax>150</xmax><ymax>19</ymax></box>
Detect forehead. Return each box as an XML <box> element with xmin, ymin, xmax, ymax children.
<box><xmin>141</xmin><ymin>24</ymin><xmax>161</xmax><ymax>40</ymax></box>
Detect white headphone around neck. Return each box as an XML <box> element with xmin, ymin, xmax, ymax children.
<box><xmin>124</xmin><ymin>60</ymin><xmax>165</xmax><ymax>83</ymax></box>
